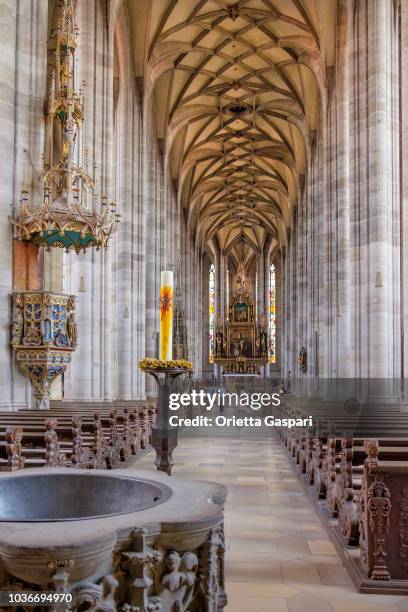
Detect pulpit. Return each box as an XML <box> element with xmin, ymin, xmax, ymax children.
<box><xmin>11</xmin><ymin>291</ymin><xmax>77</xmax><ymax>409</ymax></box>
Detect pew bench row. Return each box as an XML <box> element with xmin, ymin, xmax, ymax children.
<box><xmin>0</xmin><ymin>406</ymin><xmax>156</xmax><ymax>471</ymax></box>
<box><xmin>276</xmin><ymin>401</ymin><xmax>408</xmax><ymax>594</ymax></box>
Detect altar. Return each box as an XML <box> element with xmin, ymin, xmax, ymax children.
<box><xmin>214</xmin><ymin>266</ymin><xmax>268</xmax><ymax>376</ymax></box>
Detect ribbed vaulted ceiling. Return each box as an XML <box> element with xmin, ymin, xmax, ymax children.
<box><xmin>134</xmin><ymin>0</ymin><xmax>336</xmax><ymax>265</ymax></box>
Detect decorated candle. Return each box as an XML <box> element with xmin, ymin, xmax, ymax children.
<box><xmin>160</xmin><ymin>271</ymin><xmax>174</xmax><ymax>360</ymax></box>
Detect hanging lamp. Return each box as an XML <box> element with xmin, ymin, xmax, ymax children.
<box><xmin>10</xmin><ymin>0</ymin><xmax>120</xmax><ymax>253</ymax></box>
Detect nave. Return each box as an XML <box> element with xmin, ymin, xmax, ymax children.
<box><xmin>133</xmin><ymin>436</ymin><xmax>408</xmax><ymax>612</ymax></box>
<box><xmin>2</xmin><ymin>0</ymin><xmax>408</xmax><ymax>608</ymax></box>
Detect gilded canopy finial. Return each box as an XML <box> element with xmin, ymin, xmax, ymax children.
<box><xmin>10</xmin><ymin>0</ymin><xmax>120</xmax><ymax>253</ymax></box>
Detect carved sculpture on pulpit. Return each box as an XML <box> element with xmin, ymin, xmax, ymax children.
<box><xmin>11</xmin><ymin>291</ymin><xmax>77</xmax><ymax>409</ymax></box>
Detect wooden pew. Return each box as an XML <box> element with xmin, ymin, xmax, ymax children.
<box><xmin>0</xmin><ymin>402</ymin><xmax>153</xmax><ymax>471</ymax></box>
<box><xmin>0</xmin><ymin>419</ymin><xmax>69</xmax><ymax>470</ymax></box>
<box><xmin>275</xmin><ymin>400</ymin><xmax>408</xmax><ymax>593</ymax></box>
<box><xmin>356</xmin><ymin>442</ymin><xmax>408</xmax><ymax>587</ymax></box>
<box><xmin>337</xmin><ymin>438</ymin><xmax>408</xmax><ymax>546</ymax></box>
<box><xmin>0</xmin><ymin>426</ymin><xmax>25</xmax><ymax>471</ymax></box>
<box><xmin>0</xmin><ymin>407</ymin><xmax>141</xmax><ymax>464</ymax></box>
<box><xmin>0</xmin><ymin>416</ymin><xmax>97</xmax><ymax>470</ymax></box>
<box><xmin>46</xmin><ymin>404</ymin><xmax>154</xmax><ymax>450</ymax></box>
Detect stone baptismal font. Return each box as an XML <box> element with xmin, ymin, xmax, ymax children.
<box><xmin>0</xmin><ymin>467</ymin><xmax>227</xmax><ymax>611</ymax></box>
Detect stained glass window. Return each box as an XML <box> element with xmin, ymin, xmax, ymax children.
<box><xmin>209</xmin><ymin>263</ymin><xmax>216</xmax><ymax>364</ymax></box>
<box><xmin>269</xmin><ymin>263</ymin><xmax>276</xmax><ymax>364</ymax></box>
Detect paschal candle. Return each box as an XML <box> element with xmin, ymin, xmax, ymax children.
<box><xmin>160</xmin><ymin>271</ymin><xmax>174</xmax><ymax>360</ymax></box>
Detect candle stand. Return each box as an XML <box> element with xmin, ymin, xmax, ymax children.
<box><xmin>144</xmin><ymin>368</ymin><xmax>190</xmax><ymax>475</ymax></box>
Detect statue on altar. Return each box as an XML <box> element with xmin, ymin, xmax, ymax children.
<box><xmin>260</xmin><ymin>330</ymin><xmax>268</xmax><ymax>357</ymax></box>
<box><xmin>236</xmin><ymin>262</ymin><xmax>246</xmax><ymax>294</ymax></box>
<box><xmin>230</xmin><ymin>329</ymin><xmax>253</xmax><ymax>358</ymax></box>
<box><xmin>215</xmin><ymin>330</ymin><xmax>223</xmax><ymax>358</ymax></box>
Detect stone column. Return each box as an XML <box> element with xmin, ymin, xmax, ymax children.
<box><xmin>67</xmin><ymin>0</ymin><xmax>116</xmax><ymax>401</ymax></box>
<box><xmin>194</xmin><ymin>246</ymin><xmax>203</xmax><ymax>377</ymax></box>
<box><xmin>333</xmin><ymin>0</ymin><xmax>352</xmax><ymax>377</ymax></box>
<box><xmin>143</xmin><ymin>106</ymin><xmax>160</xmax><ymax>397</ymax></box>
<box><xmin>142</xmin><ymin>98</ymin><xmax>185</xmax><ymax>394</ymax></box>
<box><xmin>0</xmin><ymin>0</ymin><xmax>47</xmax><ymax>409</ymax></box>
<box><xmin>401</xmin><ymin>0</ymin><xmax>408</xmax><ymax>383</ymax></box>
<box><xmin>281</xmin><ymin>0</ymin><xmax>401</xmax><ymax>388</ymax></box>
<box><xmin>113</xmin><ymin>8</ymin><xmax>145</xmax><ymax>400</ymax></box>
<box><xmin>351</xmin><ymin>0</ymin><xmax>400</xmax><ymax>378</ymax></box>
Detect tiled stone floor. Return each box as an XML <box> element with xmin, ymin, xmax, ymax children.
<box><xmin>132</xmin><ymin>436</ymin><xmax>408</xmax><ymax>611</ymax></box>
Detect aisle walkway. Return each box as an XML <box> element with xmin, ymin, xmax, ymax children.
<box><xmin>132</xmin><ymin>437</ymin><xmax>408</xmax><ymax>612</ymax></box>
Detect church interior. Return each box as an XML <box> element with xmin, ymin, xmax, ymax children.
<box><xmin>1</xmin><ymin>0</ymin><xmax>408</xmax><ymax>610</ymax></box>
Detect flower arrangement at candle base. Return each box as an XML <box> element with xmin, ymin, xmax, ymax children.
<box><xmin>139</xmin><ymin>358</ymin><xmax>192</xmax><ymax>372</ymax></box>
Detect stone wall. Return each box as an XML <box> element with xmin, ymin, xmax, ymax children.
<box><xmin>63</xmin><ymin>0</ymin><xmax>203</xmax><ymax>402</ymax></box>
<box><xmin>281</xmin><ymin>0</ymin><xmax>403</xmax><ymax>384</ymax></box>
<box><xmin>0</xmin><ymin>0</ymin><xmax>202</xmax><ymax>407</ymax></box>
<box><xmin>0</xmin><ymin>0</ymin><xmax>47</xmax><ymax>409</ymax></box>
